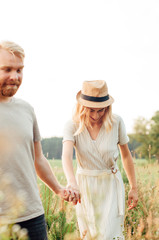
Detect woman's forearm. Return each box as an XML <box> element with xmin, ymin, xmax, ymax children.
<box><xmin>62</xmin><ymin>141</ymin><xmax>78</xmax><ymax>187</ymax></box>
<box><xmin>62</xmin><ymin>156</ymin><xmax>77</xmax><ymax>186</ymax></box>
<box><xmin>119</xmin><ymin>144</ymin><xmax>137</xmax><ymax>189</ymax></box>
<box><xmin>122</xmin><ymin>155</ymin><xmax>137</xmax><ymax>189</ymax></box>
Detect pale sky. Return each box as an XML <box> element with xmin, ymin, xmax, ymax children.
<box><xmin>1</xmin><ymin>0</ymin><xmax>159</xmax><ymax>137</ymax></box>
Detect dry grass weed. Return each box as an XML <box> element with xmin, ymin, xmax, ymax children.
<box><xmin>124</xmin><ymin>162</ymin><xmax>159</xmax><ymax>239</ymax></box>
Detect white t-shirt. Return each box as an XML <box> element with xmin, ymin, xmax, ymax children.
<box><xmin>0</xmin><ymin>98</ymin><xmax>44</xmax><ymax>222</ymax></box>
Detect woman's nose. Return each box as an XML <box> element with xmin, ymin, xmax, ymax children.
<box><xmin>93</xmin><ymin>111</ymin><xmax>99</xmax><ymax>119</ymax></box>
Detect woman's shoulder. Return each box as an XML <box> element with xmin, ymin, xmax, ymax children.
<box><xmin>112</xmin><ymin>114</ymin><xmax>124</xmax><ymax>124</ymax></box>
<box><xmin>63</xmin><ymin>119</ymin><xmax>79</xmax><ymax>142</ymax></box>
<box><xmin>64</xmin><ymin>119</ymin><xmax>78</xmax><ymax>131</ymax></box>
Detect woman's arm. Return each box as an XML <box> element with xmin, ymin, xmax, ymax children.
<box><xmin>119</xmin><ymin>143</ymin><xmax>138</xmax><ymax>210</ymax></box>
<box><xmin>62</xmin><ymin>140</ymin><xmax>81</xmax><ymax>204</ymax></box>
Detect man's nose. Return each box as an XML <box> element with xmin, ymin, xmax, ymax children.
<box><xmin>10</xmin><ymin>71</ymin><xmax>18</xmax><ymax>80</ymax></box>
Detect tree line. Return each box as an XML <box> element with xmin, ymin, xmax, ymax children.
<box><xmin>41</xmin><ymin>137</ymin><xmax>76</xmax><ymax>160</ymax></box>
<box><xmin>41</xmin><ymin>111</ymin><xmax>159</xmax><ymax>163</ymax></box>
<box><xmin>129</xmin><ymin>110</ymin><xmax>159</xmax><ymax>163</ymax></box>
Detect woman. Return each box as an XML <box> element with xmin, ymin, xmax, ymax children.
<box><xmin>62</xmin><ymin>80</ymin><xmax>138</xmax><ymax>240</ymax></box>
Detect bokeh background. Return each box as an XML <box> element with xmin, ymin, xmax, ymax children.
<box><xmin>1</xmin><ymin>0</ymin><xmax>159</xmax><ymax>137</ymax></box>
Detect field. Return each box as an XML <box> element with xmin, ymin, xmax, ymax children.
<box><xmin>39</xmin><ymin>158</ymin><xmax>159</xmax><ymax>240</ymax></box>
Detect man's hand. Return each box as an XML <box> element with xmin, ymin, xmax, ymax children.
<box><xmin>57</xmin><ymin>187</ymin><xmax>71</xmax><ymax>201</ymax></box>
<box><xmin>57</xmin><ymin>187</ymin><xmax>81</xmax><ymax>205</ymax></box>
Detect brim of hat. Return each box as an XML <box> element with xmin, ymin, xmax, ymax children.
<box><xmin>76</xmin><ymin>91</ymin><xmax>114</xmax><ymax>108</ymax></box>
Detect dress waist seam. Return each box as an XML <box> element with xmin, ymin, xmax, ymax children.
<box><xmin>76</xmin><ymin>167</ymin><xmax>119</xmax><ymax>176</ymax></box>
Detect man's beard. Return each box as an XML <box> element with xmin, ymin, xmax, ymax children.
<box><xmin>1</xmin><ymin>85</ymin><xmax>19</xmax><ymax>97</ymax></box>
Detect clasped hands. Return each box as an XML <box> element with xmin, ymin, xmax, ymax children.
<box><xmin>58</xmin><ymin>184</ymin><xmax>81</xmax><ymax>205</ymax></box>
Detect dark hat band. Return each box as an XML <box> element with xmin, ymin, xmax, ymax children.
<box><xmin>81</xmin><ymin>94</ymin><xmax>109</xmax><ymax>102</ymax></box>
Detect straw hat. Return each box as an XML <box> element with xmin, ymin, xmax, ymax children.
<box><xmin>76</xmin><ymin>80</ymin><xmax>114</xmax><ymax>108</ymax></box>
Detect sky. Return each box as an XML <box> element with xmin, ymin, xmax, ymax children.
<box><xmin>1</xmin><ymin>0</ymin><xmax>159</xmax><ymax>138</ymax></box>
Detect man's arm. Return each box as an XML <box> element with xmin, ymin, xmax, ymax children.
<box><xmin>34</xmin><ymin>141</ymin><xmax>73</xmax><ymax>201</ymax></box>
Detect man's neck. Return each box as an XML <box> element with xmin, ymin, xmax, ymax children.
<box><xmin>0</xmin><ymin>96</ymin><xmax>13</xmax><ymax>103</ymax></box>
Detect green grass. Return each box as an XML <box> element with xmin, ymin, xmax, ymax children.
<box><xmin>38</xmin><ymin>159</ymin><xmax>78</xmax><ymax>240</ymax></box>
<box><xmin>1</xmin><ymin>158</ymin><xmax>158</xmax><ymax>239</ymax></box>
<box><xmin>47</xmin><ymin>159</ymin><xmax>77</xmax><ymax>185</ymax></box>
<box><xmin>38</xmin><ymin>159</ymin><xmax>159</xmax><ymax>240</ymax></box>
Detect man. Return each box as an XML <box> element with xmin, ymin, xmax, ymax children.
<box><xmin>0</xmin><ymin>41</ymin><xmax>78</xmax><ymax>240</ymax></box>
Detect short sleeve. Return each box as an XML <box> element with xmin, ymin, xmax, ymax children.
<box><xmin>118</xmin><ymin>116</ymin><xmax>129</xmax><ymax>145</ymax></box>
<box><xmin>33</xmin><ymin>111</ymin><xmax>41</xmax><ymax>142</ymax></box>
<box><xmin>63</xmin><ymin>120</ymin><xmax>76</xmax><ymax>143</ymax></box>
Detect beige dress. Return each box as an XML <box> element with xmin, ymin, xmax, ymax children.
<box><xmin>63</xmin><ymin>115</ymin><xmax>129</xmax><ymax>240</ymax></box>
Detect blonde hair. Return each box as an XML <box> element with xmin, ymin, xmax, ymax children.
<box><xmin>73</xmin><ymin>102</ymin><xmax>114</xmax><ymax>135</ymax></box>
<box><xmin>0</xmin><ymin>41</ymin><xmax>25</xmax><ymax>60</ymax></box>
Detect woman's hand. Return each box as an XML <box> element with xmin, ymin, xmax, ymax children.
<box><xmin>67</xmin><ymin>184</ymin><xmax>81</xmax><ymax>205</ymax></box>
<box><xmin>128</xmin><ymin>188</ymin><xmax>138</xmax><ymax>210</ymax></box>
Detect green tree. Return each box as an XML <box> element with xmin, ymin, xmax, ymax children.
<box><xmin>132</xmin><ymin>112</ymin><xmax>159</xmax><ymax>162</ymax></box>
<box><xmin>149</xmin><ymin>111</ymin><xmax>159</xmax><ymax>163</ymax></box>
<box><xmin>128</xmin><ymin>134</ymin><xmax>141</xmax><ymax>158</ymax></box>
<box><xmin>132</xmin><ymin>117</ymin><xmax>151</xmax><ymax>159</ymax></box>
<box><xmin>41</xmin><ymin>137</ymin><xmax>63</xmax><ymax>159</ymax></box>
<box><xmin>41</xmin><ymin>137</ymin><xmax>75</xmax><ymax>160</ymax></box>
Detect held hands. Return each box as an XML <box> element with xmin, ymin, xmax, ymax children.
<box><xmin>57</xmin><ymin>185</ymin><xmax>81</xmax><ymax>205</ymax></box>
<box><xmin>67</xmin><ymin>184</ymin><xmax>81</xmax><ymax>205</ymax></box>
<box><xmin>128</xmin><ymin>188</ymin><xmax>138</xmax><ymax>210</ymax></box>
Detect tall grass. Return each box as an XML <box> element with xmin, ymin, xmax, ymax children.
<box><xmin>0</xmin><ymin>159</ymin><xmax>158</xmax><ymax>239</ymax></box>
<box><xmin>41</xmin><ymin>159</ymin><xmax>159</xmax><ymax>240</ymax></box>
<box><xmin>123</xmin><ymin>161</ymin><xmax>159</xmax><ymax>239</ymax></box>
<box><xmin>38</xmin><ymin>160</ymin><xmax>78</xmax><ymax>240</ymax></box>
<box><xmin>0</xmin><ymin>171</ymin><xmax>28</xmax><ymax>239</ymax></box>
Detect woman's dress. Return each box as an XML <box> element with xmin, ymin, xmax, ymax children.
<box><xmin>63</xmin><ymin>115</ymin><xmax>129</xmax><ymax>240</ymax></box>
